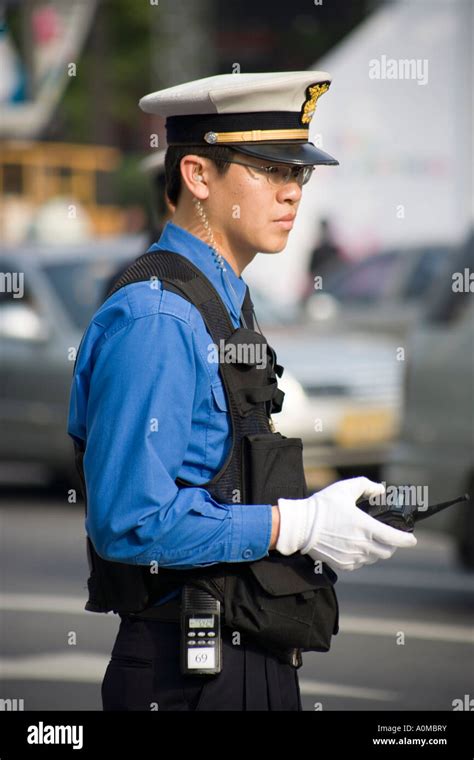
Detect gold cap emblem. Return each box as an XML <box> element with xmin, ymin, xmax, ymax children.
<box><xmin>300</xmin><ymin>81</ymin><xmax>330</xmax><ymax>126</ymax></box>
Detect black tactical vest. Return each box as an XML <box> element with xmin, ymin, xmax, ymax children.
<box><xmin>73</xmin><ymin>249</ymin><xmax>339</xmax><ymax>667</ymax></box>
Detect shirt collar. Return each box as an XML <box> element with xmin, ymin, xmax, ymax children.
<box><xmin>147</xmin><ymin>220</ymin><xmax>248</xmax><ymax>325</ymax></box>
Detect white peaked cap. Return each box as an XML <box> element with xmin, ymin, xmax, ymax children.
<box><xmin>139</xmin><ymin>71</ymin><xmax>339</xmax><ymax>166</ymax></box>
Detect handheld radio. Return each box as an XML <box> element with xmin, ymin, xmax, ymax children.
<box><xmin>357</xmin><ymin>487</ymin><xmax>470</xmax><ymax>532</ymax></box>
<box><xmin>180</xmin><ymin>586</ymin><xmax>222</xmax><ymax>675</ymax></box>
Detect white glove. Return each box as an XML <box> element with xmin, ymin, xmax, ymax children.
<box><xmin>276</xmin><ymin>477</ymin><xmax>417</xmax><ymax>571</ymax></box>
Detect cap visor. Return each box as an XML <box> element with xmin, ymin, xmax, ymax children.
<box><xmin>228</xmin><ymin>141</ymin><xmax>339</xmax><ymax>166</ymax></box>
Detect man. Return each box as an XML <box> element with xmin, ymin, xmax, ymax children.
<box><xmin>303</xmin><ymin>217</ymin><xmax>345</xmax><ymax>305</ymax></box>
<box><xmin>67</xmin><ymin>71</ymin><xmax>416</xmax><ymax>712</ymax></box>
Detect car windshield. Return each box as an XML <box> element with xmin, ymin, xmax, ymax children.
<box><xmin>42</xmin><ymin>258</ymin><xmax>133</xmax><ymax>330</ymax></box>
<box><xmin>324</xmin><ymin>251</ymin><xmax>402</xmax><ymax>304</ymax></box>
<box><xmin>401</xmin><ymin>246</ymin><xmax>452</xmax><ymax>300</ymax></box>
<box><xmin>424</xmin><ymin>234</ymin><xmax>473</xmax><ymax>324</ymax></box>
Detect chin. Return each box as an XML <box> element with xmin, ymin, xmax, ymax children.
<box><xmin>260</xmin><ymin>238</ymin><xmax>289</xmax><ymax>254</ymax></box>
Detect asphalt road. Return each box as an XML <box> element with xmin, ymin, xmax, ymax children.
<box><xmin>1</xmin><ymin>485</ymin><xmax>473</xmax><ymax>711</ymax></box>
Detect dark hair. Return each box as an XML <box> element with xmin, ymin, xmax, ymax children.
<box><xmin>164</xmin><ymin>145</ymin><xmax>234</xmax><ymax>206</ymax></box>
<box><xmin>152</xmin><ymin>171</ymin><xmax>169</xmax><ymax>219</ymax></box>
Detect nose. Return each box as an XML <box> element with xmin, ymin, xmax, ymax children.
<box><xmin>276</xmin><ymin>180</ymin><xmax>302</xmax><ymax>204</ymax></box>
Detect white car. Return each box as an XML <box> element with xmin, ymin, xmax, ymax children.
<box><xmin>266</xmin><ymin>323</ymin><xmax>403</xmax><ymax>478</ymax></box>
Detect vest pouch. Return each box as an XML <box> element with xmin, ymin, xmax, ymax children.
<box><xmin>85</xmin><ymin>537</ymin><xmax>152</xmax><ymax>613</ymax></box>
<box><xmin>74</xmin><ymin>438</ymin><xmax>153</xmax><ymax>614</ymax></box>
<box><xmin>223</xmin><ymin>328</ymin><xmax>285</xmax><ymax>417</ymax></box>
<box><xmin>222</xmin><ymin>553</ymin><xmax>339</xmax><ymax>653</ymax></box>
<box><xmin>241</xmin><ymin>432</ymin><xmax>308</xmax><ymax>505</ymax></box>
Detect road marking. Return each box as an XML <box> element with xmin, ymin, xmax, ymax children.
<box><xmin>340</xmin><ymin>616</ymin><xmax>474</xmax><ymax>644</ymax></box>
<box><xmin>0</xmin><ymin>653</ymin><xmax>398</xmax><ymax>701</ymax></box>
<box><xmin>0</xmin><ymin>653</ymin><xmax>109</xmax><ymax>683</ymax></box>
<box><xmin>1</xmin><ymin>594</ymin><xmax>472</xmax><ymax>644</ymax></box>
<box><xmin>340</xmin><ymin>568</ymin><xmax>474</xmax><ymax>593</ymax></box>
<box><xmin>0</xmin><ymin>594</ymin><xmax>91</xmax><ymax>616</ymax></box>
<box><xmin>298</xmin><ymin>679</ymin><xmax>398</xmax><ymax>701</ymax></box>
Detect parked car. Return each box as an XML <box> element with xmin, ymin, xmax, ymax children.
<box><xmin>267</xmin><ymin>323</ymin><xmax>403</xmax><ymax>480</ymax></box>
<box><xmin>305</xmin><ymin>244</ymin><xmax>454</xmax><ymax>337</ymax></box>
<box><xmin>0</xmin><ymin>236</ymin><xmax>146</xmax><ymax>483</ymax></box>
<box><xmin>382</xmin><ymin>233</ymin><xmax>474</xmax><ymax>569</ymax></box>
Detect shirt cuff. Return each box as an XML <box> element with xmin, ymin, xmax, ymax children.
<box><xmin>227</xmin><ymin>503</ymin><xmax>273</xmax><ymax>562</ymax></box>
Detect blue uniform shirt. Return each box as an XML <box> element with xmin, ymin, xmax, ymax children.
<box><xmin>67</xmin><ymin>221</ymin><xmax>273</xmax><ymax>600</ymax></box>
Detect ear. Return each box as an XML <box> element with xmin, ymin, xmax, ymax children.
<box><xmin>179</xmin><ymin>155</ymin><xmax>210</xmax><ymax>200</ymax></box>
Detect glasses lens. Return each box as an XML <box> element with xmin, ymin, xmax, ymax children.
<box><xmin>266</xmin><ymin>165</ymin><xmax>314</xmax><ymax>186</ymax></box>
<box><xmin>302</xmin><ymin>166</ymin><xmax>314</xmax><ymax>185</ymax></box>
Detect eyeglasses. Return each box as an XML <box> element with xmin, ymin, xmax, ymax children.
<box><xmin>224</xmin><ymin>158</ymin><xmax>315</xmax><ymax>187</ymax></box>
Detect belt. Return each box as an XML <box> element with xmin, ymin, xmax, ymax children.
<box><xmin>120</xmin><ymin>598</ymin><xmax>302</xmax><ymax>668</ymax></box>
<box><xmin>120</xmin><ymin>589</ymin><xmax>228</xmax><ymax>623</ymax></box>
<box><xmin>122</xmin><ymin>596</ymin><xmax>182</xmax><ymax>622</ymax></box>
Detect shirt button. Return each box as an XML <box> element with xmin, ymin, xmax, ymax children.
<box><xmin>242</xmin><ymin>548</ymin><xmax>253</xmax><ymax>559</ymax></box>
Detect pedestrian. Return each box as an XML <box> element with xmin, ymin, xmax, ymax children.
<box><xmin>301</xmin><ymin>217</ymin><xmax>345</xmax><ymax>306</ymax></box>
<box><xmin>67</xmin><ymin>71</ymin><xmax>417</xmax><ymax>711</ymax></box>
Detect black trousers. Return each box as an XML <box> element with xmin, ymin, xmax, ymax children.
<box><xmin>102</xmin><ymin>615</ymin><xmax>302</xmax><ymax>711</ymax></box>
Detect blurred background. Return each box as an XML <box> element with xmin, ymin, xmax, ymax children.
<box><xmin>0</xmin><ymin>0</ymin><xmax>472</xmax><ymax>711</ymax></box>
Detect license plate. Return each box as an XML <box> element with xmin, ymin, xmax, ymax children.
<box><xmin>336</xmin><ymin>408</ymin><xmax>397</xmax><ymax>447</ymax></box>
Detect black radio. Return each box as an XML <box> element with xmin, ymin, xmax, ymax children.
<box><xmin>180</xmin><ymin>586</ymin><xmax>222</xmax><ymax>675</ymax></box>
<box><xmin>357</xmin><ymin>487</ymin><xmax>470</xmax><ymax>532</ymax></box>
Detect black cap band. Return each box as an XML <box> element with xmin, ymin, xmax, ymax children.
<box><xmin>166</xmin><ymin>111</ymin><xmax>307</xmax><ymax>145</ymax></box>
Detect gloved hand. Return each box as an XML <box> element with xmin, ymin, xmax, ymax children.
<box><xmin>276</xmin><ymin>477</ymin><xmax>417</xmax><ymax>571</ymax></box>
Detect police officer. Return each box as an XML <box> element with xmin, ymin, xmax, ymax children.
<box><xmin>67</xmin><ymin>71</ymin><xmax>417</xmax><ymax>712</ymax></box>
